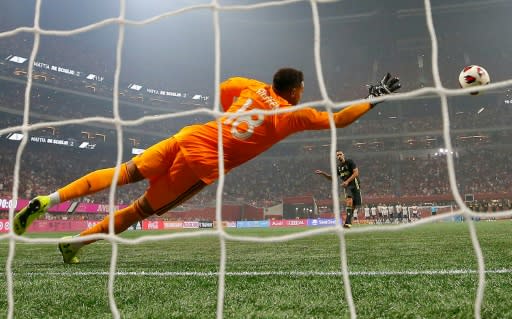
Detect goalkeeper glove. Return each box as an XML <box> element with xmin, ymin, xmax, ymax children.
<box><xmin>367</xmin><ymin>73</ymin><xmax>401</xmax><ymax>106</ymax></box>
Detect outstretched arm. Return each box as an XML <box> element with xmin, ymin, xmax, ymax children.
<box><xmin>283</xmin><ymin>73</ymin><xmax>401</xmax><ymax>131</ymax></box>
<box><xmin>314</xmin><ymin>169</ymin><xmax>333</xmax><ymax>181</ymax></box>
<box><xmin>333</xmin><ymin>72</ymin><xmax>401</xmax><ymax>127</ymax></box>
<box><xmin>333</xmin><ymin>102</ymin><xmax>373</xmax><ymax>128</ymax></box>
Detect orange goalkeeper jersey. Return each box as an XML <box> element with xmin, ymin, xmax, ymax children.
<box><xmin>174</xmin><ymin>77</ymin><xmax>372</xmax><ymax>184</ymax></box>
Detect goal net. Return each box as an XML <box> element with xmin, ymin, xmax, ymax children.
<box><xmin>1</xmin><ymin>0</ymin><xmax>512</xmax><ymax>318</ymax></box>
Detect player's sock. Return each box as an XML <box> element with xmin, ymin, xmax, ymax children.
<box><xmin>78</xmin><ymin>202</ymin><xmax>148</xmax><ymax>245</ymax></box>
<box><xmin>345</xmin><ymin>207</ymin><xmax>353</xmax><ymax>225</ymax></box>
<box><xmin>49</xmin><ymin>191</ymin><xmax>60</xmax><ymax>206</ymax></box>
<box><xmin>57</xmin><ymin>164</ymin><xmax>130</xmax><ymax>202</ymax></box>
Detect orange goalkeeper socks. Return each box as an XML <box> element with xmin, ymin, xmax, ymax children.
<box><xmin>78</xmin><ymin>202</ymin><xmax>147</xmax><ymax>245</ymax></box>
<box><xmin>57</xmin><ymin>164</ymin><xmax>130</xmax><ymax>203</ymax></box>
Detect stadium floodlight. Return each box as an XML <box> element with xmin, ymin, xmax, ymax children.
<box><xmin>7</xmin><ymin>133</ymin><xmax>24</xmax><ymax>141</ymax></box>
<box><xmin>131</xmin><ymin>147</ymin><xmax>145</xmax><ymax>155</ymax></box>
<box><xmin>86</xmin><ymin>74</ymin><xmax>104</xmax><ymax>81</ymax></box>
<box><xmin>8</xmin><ymin>56</ymin><xmax>27</xmax><ymax>64</ymax></box>
<box><xmin>128</xmin><ymin>84</ymin><xmax>143</xmax><ymax>91</ymax></box>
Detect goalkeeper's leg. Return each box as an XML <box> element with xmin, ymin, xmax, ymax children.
<box><xmin>56</xmin><ymin>136</ymin><xmax>180</xmax><ymax>202</ymax></box>
<box><xmin>14</xmin><ymin>137</ymin><xmax>176</xmax><ymax>235</ymax></box>
<box><xmin>56</xmin><ymin>161</ymin><xmax>144</xmax><ymax>203</ymax></box>
<box><xmin>58</xmin><ymin>143</ymin><xmax>206</xmax><ymax>263</ymax></box>
<box><xmin>59</xmin><ymin>198</ymin><xmax>150</xmax><ymax>264</ymax></box>
<box><xmin>13</xmin><ymin>161</ymin><xmax>142</xmax><ymax>235</ymax></box>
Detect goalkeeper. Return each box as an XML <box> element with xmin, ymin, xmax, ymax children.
<box><xmin>13</xmin><ymin>68</ymin><xmax>400</xmax><ymax>263</ymax></box>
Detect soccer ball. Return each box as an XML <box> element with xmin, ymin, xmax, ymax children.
<box><xmin>458</xmin><ymin>65</ymin><xmax>490</xmax><ymax>95</ymax></box>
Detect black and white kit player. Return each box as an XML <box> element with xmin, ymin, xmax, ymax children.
<box><xmin>315</xmin><ymin>150</ymin><xmax>361</xmax><ymax>228</ymax></box>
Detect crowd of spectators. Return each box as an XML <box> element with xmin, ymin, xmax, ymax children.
<box><xmin>1</xmin><ymin>140</ymin><xmax>511</xmax><ymax>211</ymax></box>
<box><xmin>1</xmin><ymin>20</ymin><xmax>511</xmax><ymax>214</ymax></box>
<box><xmin>0</xmin><ymin>143</ymin><xmax>146</xmax><ymax>205</ymax></box>
<box><xmin>1</xmin><ymin>74</ymin><xmax>511</xmax><ymax>155</ymax></box>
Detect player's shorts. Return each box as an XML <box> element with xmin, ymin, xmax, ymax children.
<box><xmin>132</xmin><ymin>137</ymin><xmax>206</xmax><ymax>215</ymax></box>
<box><xmin>343</xmin><ymin>186</ymin><xmax>362</xmax><ymax>207</ymax></box>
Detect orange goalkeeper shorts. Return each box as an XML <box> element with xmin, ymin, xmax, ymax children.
<box><xmin>131</xmin><ymin>137</ymin><xmax>206</xmax><ymax>215</ymax></box>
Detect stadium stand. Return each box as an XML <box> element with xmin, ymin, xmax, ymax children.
<box><xmin>1</xmin><ymin>28</ymin><xmax>511</xmax><ymax>222</ymax></box>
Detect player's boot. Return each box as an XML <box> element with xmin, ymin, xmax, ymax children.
<box><xmin>13</xmin><ymin>195</ymin><xmax>51</xmax><ymax>235</ymax></box>
<box><xmin>58</xmin><ymin>236</ymin><xmax>81</xmax><ymax>264</ymax></box>
<box><xmin>343</xmin><ymin>223</ymin><xmax>352</xmax><ymax>229</ymax></box>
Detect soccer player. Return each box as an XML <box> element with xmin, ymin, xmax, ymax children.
<box><xmin>314</xmin><ymin>150</ymin><xmax>362</xmax><ymax>228</ymax></box>
<box><xmin>364</xmin><ymin>205</ymin><xmax>370</xmax><ymax>221</ymax></box>
<box><xmin>370</xmin><ymin>205</ymin><xmax>377</xmax><ymax>223</ymax></box>
<box><xmin>396</xmin><ymin>202</ymin><xmax>403</xmax><ymax>223</ymax></box>
<box><xmin>13</xmin><ymin>68</ymin><xmax>400</xmax><ymax>263</ymax></box>
<box><xmin>388</xmin><ymin>204</ymin><xmax>395</xmax><ymax>223</ymax></box>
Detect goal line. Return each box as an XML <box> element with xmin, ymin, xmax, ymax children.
<box><xmin>4</xmin><ymin>268</ymin><xmax>512</xmax><ymax>278</ymax></box>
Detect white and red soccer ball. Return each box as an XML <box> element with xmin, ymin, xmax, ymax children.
<box><xmin>458</xmin><ymin>65</ymin><xmax>491</xmax><ymax>95</ymax></box>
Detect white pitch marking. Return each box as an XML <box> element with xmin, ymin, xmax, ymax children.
<box><xmin>3</xmin><ymin>269</ymin><xmax>512</xmax><ymax>277</ymax></box>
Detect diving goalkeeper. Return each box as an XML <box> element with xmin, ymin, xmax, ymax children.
<box><xmin>13</xmin><ymin>68</ymin><xmax>400</xmax><ymax>263</ymax></box>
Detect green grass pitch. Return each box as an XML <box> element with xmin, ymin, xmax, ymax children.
<box><xmin>1</xmin><ymin>221</ymin><xmax>512</xmax><ymax>318</ymax></box>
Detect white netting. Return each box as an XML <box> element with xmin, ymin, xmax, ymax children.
<box><xmin>2</xmin><ymin>0</ymin><xmax>512</xmax><ymax>318</ymax></box>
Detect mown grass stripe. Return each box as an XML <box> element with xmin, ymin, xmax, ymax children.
<box><xmin>4</xmin><ymin>268</ymin><xmax>512</xmax><ymax>277</ymax></box>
